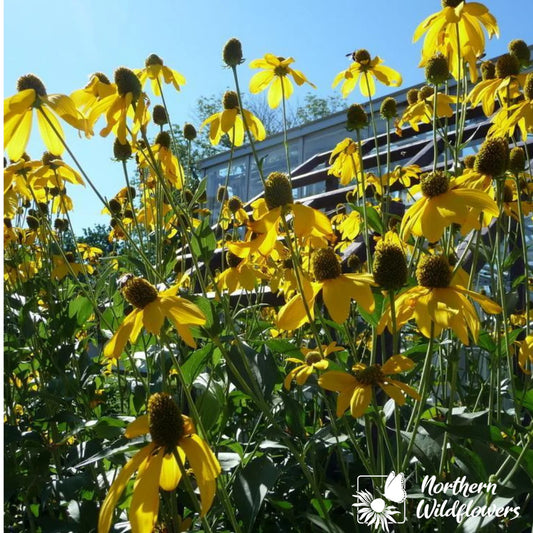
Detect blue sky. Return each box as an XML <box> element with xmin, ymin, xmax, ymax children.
<box><xmin>4</xmin><ymin>0</ymin><xmax>533</xmax><ymax>232</ymax></box>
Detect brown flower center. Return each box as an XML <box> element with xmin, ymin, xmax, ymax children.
<box><xmin>226</xmin><ymin>251</ymin><xmax>243</xmax><ymax>269</ymax></box>
<box><xmin>223</xmin><ymin>38</ymin><xmax>244</xmax><ymax>67</ymax></box>
<box><xmin>353</xmin><ymin>49</ymin><xmax>371</xmax><ymax>65</ymax></box>
<box><xmin>416</xmin><ymin>255</ymin><xmax>452</xmax><ymax>288</ymax></box>
<box><xmin>474</xmin><ymin>137</ymin><xmax>509</xmax><ymax>177</ymax></box>
<box><xmin>155</xmin><ymin>131</ymin><xmax>171</xmax><ymax>149</ymax></box>
<box><xmin>114</xmin><ymin>67</ymin><xmax>142</xmax><ymax>101</ymax></box>
<box><xmin>223</xmin><ymin>91</ymin><xmax>239</xmax><ymax>110</ymax></box>
<box><xmin>373</xmin><ymin>241</ymin><xmax>407</xmax><ymax>290</ymax></box>
<box><xmin>42</xmin><ymin>151</ymin><xmax>62</xmax><ymax>168</ymax></box>
<box><xmin>148</xmin><ymin>393</ymin><xmax>185</xmax><ymax>451</ymax></box>
<box><xmin>346</xmin><ymin>104</ymin><xmax>368</xmax><ymax>131</ymax></box>
<box><xmin>145</xmin><ymin>54</ymin><xmax>164</xmax><ymax>67</ymax></box>
<box><xmin>312</xmin><ymin>247</ymin><xmax>342</xmax><ymax>281</ymax></box>
<box><xmin>441</xmin><ymin>0</ymin><xmax>463</xmax><ymax>7</ymax></box>
<box><xmin>305</xmin><ymin>351</ymin><xmax>323</xmax><ymax>365</ymax></box>
<box><xmin>264</xmin><ymin>172</ymin><xmax>293</xmax><ymax>210</ymax></box>
<box><xmin>123</xmin><ymin>277</ymin><xmax>159</xmax><ymax>308</ymax></box>
<box><xmin>91</xmin><ymin>72</ymin><xmax>111</xmax><ymax>85</ymax></box>
<box><xmin>496</xmin><ymin>54</ymin><xmax>520</xmax><ymax>79</ymax></box>
<box><xmin>17</xmin><ymin>74</ymin><xmax>47</xmax><ymax>98</ymax></box>
<box><xmin>353</xmin><ymin>365</ymin><xmax>384</xmax><ymax>385</ymax></box>
<box><xmin>227</xmin><ymin>196</ymin><xmax>243</xmax><ymax>214</ymax></box>
<box><xmin>420</xmin><ymin>171</ymin><xmax>449</xmax><ymax>198</ymax></box>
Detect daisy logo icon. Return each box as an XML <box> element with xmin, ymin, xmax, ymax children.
<box><xmin>353</xmin><ymin>471</ymin><xmax>407</xmax><ymax>531</ymax></box>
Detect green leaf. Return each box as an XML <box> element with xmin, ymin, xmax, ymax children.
<box><xmin>181</xmin><ymin>343</ymin><xmax>215</xmax><ymax>385</ymax></box>
<box><xmin>190</xmin><ymin>216</ymin><xmax>216</xmax><ymax>263</ymax></box>
<box><xmin>74</xmin><ymin>439</ymin><xmax>144</xmax><ymax>468</ymax></box>
<box><xmin>452</xmin><ymin>443</ymin><xmax>488</xmax><ymax>481</ymax></box>
<box><xmin>281</xmin><ymin>393</ymin><xmax>306</xmax><ymax>439</ymax></box>
<box><xmin>193</xmin><ymin>373</ymin><xmax>225</xmax><ymax>431</ymax></box>
<box><xmin>191</xmin><ymin>177</ymin><xmax>207</xmax><ymax>204</ymax></box>
<box><xmin>310</xmin><ymin>498</ymin><xmax>332</xmax><ymax>519</ymax></box>
<box><xmin>514</xmin><ymin>387</ymin><xmax>533</xmax><ymax>413</ymax></box>
<box><xmin>264</xmin><ymin>338</ymin><xmax>300</xmax><ymax>357</ymax></box>
<box><xmin>227</xmin><ymin>342</ymin><xmax>281</xmax><ymax>398</ymax></box>
<box><xmin>304</xmin><ymin>513</ymin><xmax>345</xmax><ymax>533</ymax></box>
<box><xmin>68</xmin><ymin>296</ymin><xmax>93</xmax><ymax>326</ymax></box>
<box><xmin>233</xmin><ymin>455</ymin><xmax>280</xmax><ymax>533</ymax></box>
<box><xmin>86</xmin><ymin>417</ymin><xmax>127</xmax><ymax>440</ymax></box>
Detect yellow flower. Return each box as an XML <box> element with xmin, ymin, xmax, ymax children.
<box><xmin>398</xmin><ymin>87</ymin><xmax>456</xmax><ymax>132</ymax></box>
<box><xmin>70</xmin><ymin>72</ymin><xmax>116</xmax><ymax>126</ymax></box>
<box><xmin>318</xmin><ymin>355</ymin><xmax>420</xmax><ymax>418</ymax></box>
<box><xmin>467</xmin><ymin>55</ymin><xmax>525</xmax><ymax>117</ymax></box>
<box><xmin>51</xmin><ymin>253</ymin><xmax>92</xmax><ymax>280</ymax></box>
<box><xmin>138</xmin><ymin>131</ymin><xmax>185</xmax><ymax>189</ymax></box>
<box><xmin>337</xmin><ymin>211</ymin><xmax>361</xmax><ymax>241</ymax></box>
<box><xmin>228</xmin><ymin>173</ymin><xmax>334</xmax><ymax>260</ymax></box>
<box><xmin>98</xmin><ymin>393</ymin><xmax>221</xmax><ymax>533</ymax></box>
<box><xmin>328</xmin><ymin>138</ymin><xmax>361</xmax><ymax>186</ymax></box>
<box><xmin>32</xmin><ymin>152</ymin><xmax>85</xmax><ymax>189</ymax></box>
<box><xmin>136</xmin><ymin>54</ymin><xmax>186</xmax><ymax>96</ymax></box>
<box><xmin>201</xmin><ymin>91</ymin><xmax>265</xmax><ymax>146</ymax></box>
<box><xmin>277</xmin><ymin>247</ymin><xmax>375</xmax><ymax>330</ymax></box>
<box><xmin>215</xmin><ymin>252</ymin><xmax>266</xmax><ymax>294</ymax></box>
<box><xmin>400</xmin><ymin>171</ymin><xmax>498</xmax><ymax>243</ymax></box>
<box><xmin>77</xmin><ymin>243</ymin><xmax>104</xmax><ymax>262</ymax></box>
<box><xmin>490</xmin><ymin>72</ymin><xmax>533</xmax><ymax>141</ymax></box>
<box><xmin>378</xmin><ymin>254</ymin><xmax>501</xmax><ymax>344</ymax></box>
<box><xmin>4</xmin><ymin>74</ymin><xmax>87</xmax><ymax>161</ymax></box>
<box><xmin>89</xmin><ymin>67</ymin><xmax>149</xmax><ymax>144</ymax></box>
<box><xmin>517</xmin><ymin>335</ymin><xmax>533</xmax><ymax>374</ymax></box>
<box><xmin>383</xmin><ymin>164</ymin><xmax>422</xmax><ymax>190</ymax></box>
<box><xmin>219</xmin><ymin>196</ymin><xmax>249</xmax><ymax>230</ymax></box>
<box><xmin>103</xmin><ymin>276</ymin><xmax>206</xmax><ymax>357</ymax></box>
<box><xmin>249</xmin><ymin>53</ymin><xmax>315</xmax><ymax>108</ymax></box>
<box><xmin>284</xmin><ymin>342</ymin><xmax>344</xmax><ymax>390</ymax></box>
<box><xmin>413</xmin><ymin>0</ymin><xmax>499</xmax><ymax>82</ymax></box>
<box><xmin>332</xmin><ymin>49</ymin><xmax>402</xmax><ymax>98</ymax></box>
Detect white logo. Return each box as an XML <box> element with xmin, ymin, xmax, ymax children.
<box><xmin>354</xmin><ymin>471</ymin><xmax>407</xmax><ymax>531</ymax></box>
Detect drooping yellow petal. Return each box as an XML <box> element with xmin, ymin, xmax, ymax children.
<box><xmin>295</xmin><ymin>365</ymin><xmax>314</xmax><ymax>385</ymax></box>
<box><xmin>249</xmin><ymin>70</ymin><xmax>275</xmax><ymax>94</ymax></box>
<box><xmin>267</xmin><ymin>76</ymin><xmax>285</xmax><ymax>109</ymax></box>
<box><xmin>130</xmin><ymin>448</ymin><xmax>164</xmax><ymax>533</ymax></box>
<box><xmin>5</xmin><ymin>109</ymin><xmax>32</xmax><ymax>161</ymax></box>
<box><xmin>350</xmin><ymin>385</ymin><xmax>372</xmax><ymax>418</ymax></box>
<box><xmin>103</xmin><ymin>310</ymin><xmax>141</xmax><ymax>358</ymax></box>
<box><xmin>98</xmin><ymin>444</ymin><xmax>154</xmax><ymax>533</ymax></box>
<box><xmin>380</xmin><ymin>382</ymin><xmax>407</xmax><ymax>405</ymax></box>
<box><xmin>179</xmin><ymin>435</ymin><xmax>221</xmax><ymax>516</ymax></box>
<box><xmin>142</xmin><ymin>299</ymin><xmax>165</xmax><ymax>335</ymax></box>
<box><xmin>292</xmin><ymin>203</ymin><xmax>333</xmax><ymax>239</ymax></box>
<box><xmin>37</xmin><ymin>107</ymin><xmax>64</xmax><ymax>156</ymax></box>
<box><xmin>159</xmin><ymin>449</ymin><xmax>184</xmax><ymax>491</ymax></box>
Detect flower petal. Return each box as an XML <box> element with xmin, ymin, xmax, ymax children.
<box><xmin>130</xmin><ymin>448</ymin><xmax>163</xmax><ymax>533</ymax></box>
<box><xmin>159</xmin><ymin>449</ymin><xmax>184</xmax><ymax>491</ymax></box>
<box><xmin>179</xmin><ymin>435</ymin><xmax>221</xmax><ymax>516</ymax></box>
<box><xmin>125</xmin><ymin>414</ymin><xmax>150</xmax><ymax>439</ymax></box>
<box><xmin>98</xmin><ymin>444</ymin><xmax>154</xmax><ymax>533</ymax></box>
